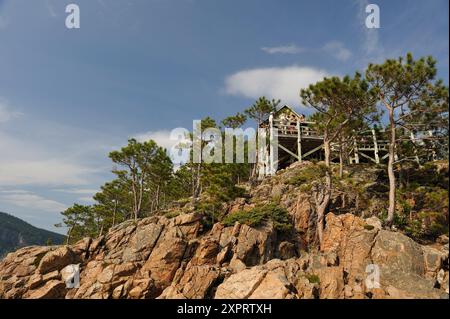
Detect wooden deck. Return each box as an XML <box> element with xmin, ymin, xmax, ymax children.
<box><xmin>257</xmin><ymin>106</ymin><xmax>436</xmax><ymax>177</ymax></box>
<box><xmin>259</xmin><ymin>117</ymin><xmax>390</xmax><ymax>175</ymax></box>
<box><xmin>271</xmin><ymin>119</ymin><xmax>388</xmax><ymax>163</ymax></box>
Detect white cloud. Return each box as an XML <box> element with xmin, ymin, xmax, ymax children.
<box><xmin>323</xmin><ymin>41</ymin><xmax>352</xmax><ymax>61</ymax></box>
<box><xmin>224</xmin><ymin>65</ymin><xmax>330</xmax><ymax>106</ymax></box>
<box><xmin>134</xmin><ymin>129</ymin><xmax>192</xmax><ymax>168</ymax></box>
<box><xmin>134</xmin><ymin>130</ymin><xmax>178</xmax><ymax>150</ymax></box>
<box><xmin>261</xmin><ymin>44</ymin><xmax>305</xmax><ymax>54</ymax></box>
<box><xmin>0</xmin><ymin>96</ymin><xmax>119</xmax><ymax>188</ymax></box>
<box><xmin>0</xmin><ymin>117</ymin><xmax>106</xmax><ymax>187</ymax></box>
<box><xmin>0</xmin><ymin>160</ymin><xmax>96</xmax><ymax>186</ymax></box>
<box><xmin>0</xmin><ymin>190</ymin><xmax>67</xmax><ymax>212</ymax></box>
<box><xmin>0</xmin><ymin>100</ymin><xmax>22</xmax><ymax>123</ymax></box>
<box><xmin>53</xmin><ymin>188</ymin><xmax>99</xmax><ymax>195</ymax></box>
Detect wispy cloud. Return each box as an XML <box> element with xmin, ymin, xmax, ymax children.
<box><xmin>53</xmin><ymin>188</ymin><xmax>99</xmax><ymax>195</ymax></box>
<box><xmin>224</xmin><ymin>65</ymin><xmax>331</xmax><ymax>107</ymax></box>
<box><xmin>54</xmin><ymin>188</ymin><xmax>98</xmax><ymax>203</ymax></box>
<box><xmin>0</xmin><ymin>99</ymin><xmax>22</xmax><ymax>123</ymax></box>
<box><xmin>45</xmin><ymin>0</ymin><xmax>57</xmax><ymax>18</ymax></box>
<box><xmin>354</xmin><ymin>0</ymin><xmax>384</xmax><ymax>63</ymax></box>
<box><xmin>323</xmin><ymin>41</ymin><xmax>352</xmax><ymax>61</ymax></box>
<box><xmin>261</xmin><ymin>42</ymin><xmax>352</xmax><ymax>62</ymax></box>
<box><xmin>0</xmin><ymin>190</ymin><xmax>67</xmax><ymax>212</ymax></box>
<box><xmin>0</xmin><ymin>159</ymin><xmax>97</xmax><ymax>186</ymax></box>
<box><xmin>261</xmin><ymin>44</ymin><xmax>305</xmax><ymax>54</ymax></box>
<box><xmin>0</xmin><ymin>100</ymin><xmax>109</xmax><ymax>187</ymax></box>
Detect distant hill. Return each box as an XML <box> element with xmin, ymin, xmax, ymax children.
<box><xmin>0</xmin><ymin>212</ymin><xmax>66</xmax><ymax>258</ymax></box>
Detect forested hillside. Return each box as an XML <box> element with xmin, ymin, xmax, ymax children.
<box><xmin>0</xmin><ymin>212</ymin><xmax>65</xmax><ymax>258</ymax></box>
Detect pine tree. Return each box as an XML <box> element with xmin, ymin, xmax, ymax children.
<box><xmin>57</xmin><ymin>204</ymin><xmax>94</xmax><ymax>244</ymax></box>
<box><xmin>221</xmin><ymin>112</ymin><xmax>247</xmax><ymax>129</ymax></box>
<box><xmin>109</xmin><ymin>138</ymin><xmax>171</xmax><ymax>220</ymax></box>
<box><xmin>93</xmin><ymin>179</ymin><xmax>130</xmax><ymax>230</ymax></box>
<box><xmin>366</xmin><ymin>53</ymin><xmax>446</xmax><ymax>226</ymax></box>
<box><xmin>301</xmin><ymin>73</ymin><xmax>377</xmax><ymax>245</ymax></box>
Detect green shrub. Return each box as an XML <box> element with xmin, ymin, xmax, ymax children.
<box><xmin>405</xmin><ymin>219</ymin><xmax>423</xmax><ymax>239</ymax></box>
<box><xmin>222</xmin><ymin>203</ymin><xmax>291</xmax><ymax>232</ymax></box>
<box><xmin>286</xmin><ymin>164</ymin><xmax>327</xmax><ymax>186</ymax></box>
<box><xmin>195</xmin><ymin>200</ymin><xmax>224</xmax><ymax>229</ymax></box>
<box><xmin>395</xmin><ymin>184</ymin><xmax>448</xmax><ymax>241</ymax></box>
<box><xmin>305</xmin><ymin>274</ymin><xmax>320</xmax><ymax>284</ymax></box>
<box><xmin>222</xmin><ymin>209</ymin><xmax>265</xmax><ymax>227</ymax></box>
<box><xmin>428</xmin><ymin>213</ymin><xmax>449</xmax><ymax>237</ymax></box>
<box><xmin>164</xmin><ymin>210</ymin><xmax>181</xmax><ymax>219</ymax></box>
<box><xmin>380</xmin><ymin>210</ymin><xmax>408</xmax><ymax>228</ymax></box>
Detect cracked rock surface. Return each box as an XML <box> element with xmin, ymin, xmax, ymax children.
<box><xmin>1</xmin><ymin>163</ymin><xmax>448</xmax><ymax>299</ymax></box>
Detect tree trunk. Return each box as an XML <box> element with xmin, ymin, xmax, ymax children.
<box><xmin>195</xmin><ymin>163</ymin><xmax>201</xmax><ymax>198</ymax></box>
<box><xmin>66</xmin><ymin>226</ymin><xmax>73</xmax><ymax>245</ymax></box>
<box><xmin>317</xmin><ymin>139</ymin><xmax>332</xmax><ymax>247</ymax></box>
<box><xmin>339</xmin><ymin>143</ymin><xmax>344</xmax><ymax>178</ymax></box>
<box><xmin>112</xmin><ymin>200</ymin><xmax>117</xmax><ymax>227</ymax></box>
<box><xmin>155</xmin><ymin>185</ymin><xmax>161</xmax><ymax>212</ymax></box>
<box><xmin>131</xmin><ymin>181</ymin><xmax>139</xmax><ymax>221</ymax></box>
<box><xmin>136</xmin><ymin>175</ymin><xmax>145</xmax><ymax>221</ymax></box>
<box><xmin>192</xmin><ymin>163</ymin><xmax>201</xmax><ymax>204</ymax></box>
<box><xmin>386</xmin><ymin>108</ymin><xmax>396</xmax><ymax>226</ymax></box>
<box><xmin>191</xmin><ymin>166</ymin><xmax>196</xmax><ymax>203</ymax></box>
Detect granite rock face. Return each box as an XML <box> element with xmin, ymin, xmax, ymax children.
<box><xmin>1</xmin><ymin>163</ymin><xmax>448</xmax><ymax>299</ymax></box>
<box><xmin>1</xmin><ymin>212</ymin><xmax>447</xmax><ymax>299</ymax></box>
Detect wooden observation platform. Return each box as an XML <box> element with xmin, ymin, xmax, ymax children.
<box><xmin>257</xmin><ymin>106</ymin><xmax>390</xmax><ymax>177</ymax></box>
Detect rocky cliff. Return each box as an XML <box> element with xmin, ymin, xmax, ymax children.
<box><xmin>0</xmin><ymin>163</ymin><xmax>448</xmax><ymax>299</ymax></box>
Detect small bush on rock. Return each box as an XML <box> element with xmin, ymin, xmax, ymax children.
<box><xmin>222</xmin><ymin>202</ymin><xmax>291</xmax><ymax>232</ymax></box>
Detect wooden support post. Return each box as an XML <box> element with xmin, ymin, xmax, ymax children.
<box><xmin>428</xmin><ymin>130</ymin><xmax>437</xmax><ymax>161</ymax></box>
<box><xmin>372</xmin><ymin>129</ymin><xmax>380</xmax><ymax>164</ymax></box>
<box><xmin>257</xmin><ymin>129</ymin><xmax>267</xmax><ymax>178</ymax></box>
<box><xmin>409</xmin><ymin>131</ymin><xmax>420</xmax><ymax>164</ymax></box>
<box><xmin>269</xmin><ymin>113</ymin><xmax>277</xmax><ymax>175</ymax></box>
<box><xmin>297</xmin><ymin>121</ymin><xmax>302</xmax><ymax>163</ymax></box>
<box><xmin>353</xmin><ymin>136</ymin><xmax>359</xmax><ymax>164</ymax></box>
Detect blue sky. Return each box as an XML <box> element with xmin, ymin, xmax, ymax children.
<box><xmin>0</xmin><ymin>0</ymin><xmax>448</xmax><ymax>233</ymax></box>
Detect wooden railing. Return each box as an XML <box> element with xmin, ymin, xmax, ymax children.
<box><xmin>269</xmin><ymin>119</ymin><xmax>390</xmax><ymax>151</ymax></box>
<box><xmin>357</xmin><ymin>141</ymin><xmax>389</xmax><ymax>151</ymax></box>
<box><xmin>272</xmin><ymin>119</ymin><xmax>321</xmax><ymax>137</ymax></box>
